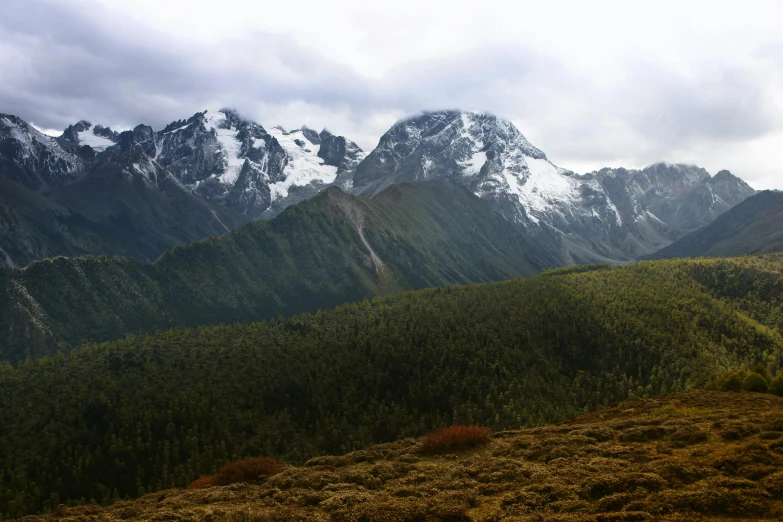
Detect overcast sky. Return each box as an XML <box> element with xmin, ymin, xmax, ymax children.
<box><xmin>2</xmin><ymin>0</ymin><xmax>782</xmax><ymax>189</ymax></box>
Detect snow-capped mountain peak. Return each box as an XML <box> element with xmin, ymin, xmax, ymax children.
<box><xmin>352</xmin><ymin>110</ymin><xmax>573</xmax><ymax>215</ymax></box>
<box><xmin>201</xmin><ymin>110</ymin><xmax>249</xmax><ymax>185</ymax></box>
<box><xmin>58</xmin><ymin>120</ymin><xmax>120</xmax><ymax>154</ymax></box>
<box><xmin>141</xmin><ymin>109</ymin><xmax>366</xmax><ymax>218</ymax></box>
<box><xmin>350</xmin><ymin>109</ymin><xmax>756</xmax><ymax>262</ymax></box>
<box><xmin>2</xmin><ymin>107</ymin><xmax>756</xmax><ymax>265</ymax></box>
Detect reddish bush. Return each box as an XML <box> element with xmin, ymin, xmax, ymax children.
<box><xmin>212</xmin><ymin>457</ymin><xmax>285</xmax><ymax>485</ymax></box>
<box><xmin>187</xmin><ymin>457</ymin><xmax>285</xmax><ymax>489</ymax></box>
<box><xmin>187</xmin><ymin>475</ymin><xmax>215</xmax><ymax>490</ymax></box>
<box><xmin>420</xmin><ymin>425</ymin><xmax>492</xmax><ymax>454</ymax></box>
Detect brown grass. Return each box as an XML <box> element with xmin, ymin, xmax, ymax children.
<box><xmin>17</xmin><ymin>391</ymin><xmax>783</xmax><ymax>522</ymax></box>
<box><xmin>420</xmin><ymin>425</ymin><xmax>492</xmax><ymax>454</ymax></box>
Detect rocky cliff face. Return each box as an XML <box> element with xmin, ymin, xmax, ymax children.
<box><xmin>0</xmin><ymin>114</ymin><xmax>83</xmax><ymax>191</ymax></box>
<box><xmin>144</xmin><ymin>110</ymin><xmax>366</xmax><ymax>218</ymax></box>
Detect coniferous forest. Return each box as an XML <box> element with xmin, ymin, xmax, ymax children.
<box><xmin>1</xmin><ymin>255</ymin><xmax>782</xmax><ymax>518</ymax></box>
<box><xmin>0</xmin><ymin>181</ymin><xmax>555</xmax><ymax>364</ymax></box>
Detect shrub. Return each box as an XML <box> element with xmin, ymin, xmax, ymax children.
<box><xmin>187</xmin><ymin>475</ymin><xmax>215</xmax><ymax>490</ymax></box>
<box><xmin>708</xmin><ymin>370</ymin><xmax>751</xmax><ymax>392</ymax></box>
<box><xmin>769</xmin><ymin>373</ymin><xmax>783</xmax><ymax>397</ymax></box>
<box><xmin>420</xmin><ymin>425</ymin><xmax>492</xmax><ymax>454</ymax></box>
<box><xmin>719</xmin><ymin>371</ymin><xmax>745</xmax><ymax>392</ymax></box>
<box><xmin>212</xmin><ymin>457</ymin><xmax>285</xmax><ymax>486</ymax></box>
<box><xmin>742</xmin><ymin>372</ymin><xmax>769</xmax><ymax>393</ymax></box>
<box><xmin>752</xmin><ymin>364</ymin><xmax>771</xmax><ymax>381</ymax></box>
<box><xmin>187</xmin><ymin>457</ymin><xmax>285</xmax><ymax>489</ymax></box>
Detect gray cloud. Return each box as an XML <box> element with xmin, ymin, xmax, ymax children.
<box><xmin>1</xmin><ymin>0</ymin><xmax>782</xmax><ymax>189</ymax></box>
<box><xmin>0</xmin><ymin>0</ymin><xmax>375</xmax><ymax>130</ymax></box>
<box><xmin>619</xmin><ymin>62</ymin><xmax>779</xmax><ymax>144</ymax></box>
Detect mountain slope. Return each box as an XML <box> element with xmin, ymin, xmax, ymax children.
<box><xmin>0</xmin><ymin>179</ymin><xmax>558</xmax><ymax>363</ymax></box>
<box><xmin>351</xmin><ymin>110</ymin><xmax>756</xmax><ymax>262</ymax></box>
<box><xmin>18</xmin><ymin>391</ymin><xmax>783</xmax><ymax>522</ymax></box>
<box><xmin>0</xmin><ymin>114</ymin><xmax>249</xmax><ymax>266</ymax></box>
<box><xmin>647</xmin><ymin>190</ymin><xmax>783</xmax><ymax>260</ymax></box>
<box><xmin>2</xmin><ymin>256</ymin><xmax>783</xmax><ymax>517</ymax></box>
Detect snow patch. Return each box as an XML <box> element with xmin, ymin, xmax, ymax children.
<box><xmin>202</xmin><ymin>110</ymin><xmax>245</xmax><ymax>185</ymax></box>
<box><xmin>132</xmin><ymin>161</ymin><xmax>157</xmax><ymax>184</ymax></box>
<box><xmin>462</xmin><ymin>151</ymin><xmax>486</xmax><ymax>176</ymax></box>
<box><xmin>498</xmin><ymin>157</ymin><xmax>579</xmax><ymax>218</ymax></box>
<box><xmin>77</xmin><ymin>129</ymin><xmax>115</xmax><ymax>152</ymax></box>
<box><xmin>267</xmin><ymin>127</ymin><xmax>338</xmax><ymax>200</ymax></box>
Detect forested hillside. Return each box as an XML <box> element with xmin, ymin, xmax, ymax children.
<box><xmin>1</xmin><ymin>256</ymin><xmax>782</xmax><ymax>518</ymax></box>
<box><xmin>0</xmin><ymin>180</ymin><xmax>558</xmax><ymax>363</ymax></box>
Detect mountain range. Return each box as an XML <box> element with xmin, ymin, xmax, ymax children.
<box><xmin>1</xmin><ymin>109</ymin><xmax>757</xmax><ymax>267</ymax></box>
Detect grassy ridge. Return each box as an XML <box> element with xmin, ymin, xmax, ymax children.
<box><xmin>1</xmin><ymin>256</ymin><xmax>782</xmax><ymax>517</ymax></box>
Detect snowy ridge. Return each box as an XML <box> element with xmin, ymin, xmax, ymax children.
<box><xmin>202</xmin><ymin>111</ymin><xmax>248</xmax><ymax>185</ymax></box>
<box><xmin>1</xmin><ymin>116</ymin><xmax>78</xmax><ymax>167</ymax></box>
<box><xmin>267</xmin><ymin>127</ymin><xmax>338</xmax><ymax>201</ymax></box>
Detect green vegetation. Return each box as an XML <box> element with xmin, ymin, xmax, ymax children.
<box><xmin>707</xmin><ymin>368</ymin><xmax>783</xmax><ymax>396</ymax></box>
<box><xmin>0</xmin><ymin>181</ymin><xmax>553</xmax><ymax>364</ymax></box>
<box><xmin>1</xmin><ymin>256</ymin><xmax>783</xmax><ymax>518</ymax></box>
<box><xmin>0</xmin><ymin>166</ymin><xmax>249</xmax><ymax>268</ymax></box>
